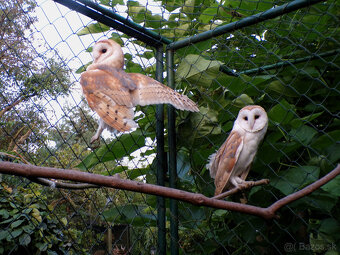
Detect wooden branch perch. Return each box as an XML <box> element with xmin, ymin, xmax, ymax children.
<box><xmin>0</xmin><ymin>152</ymin><xmax>98</xmax><ymax>190</ymax></box>
<box><xmin>0</xmin><ymin>161</ymin><xmax>339</xmax><ymax>220</ymax></box>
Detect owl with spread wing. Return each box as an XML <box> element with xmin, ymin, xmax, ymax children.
<box><xmin>80</xmin><ymin>39</ymin><xmax>199</xmax><ymax>143</ymax></box>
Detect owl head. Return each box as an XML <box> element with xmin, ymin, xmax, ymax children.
<box><xmin>92</xmin><ymin>39</ymin><xmax>124</xmax><ymax>69</ymax></box>
<box><xmin>235</xmin><ymin>105</ymin><xmax>268</xmax><ymax>133</ymax></box>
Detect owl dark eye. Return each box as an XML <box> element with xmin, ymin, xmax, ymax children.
<box><xmin>243</xmin><ymin>116</ymin><xmax>248</xmax><ymax>121</ymax></box>
<box><xmin>255</xmin><ymin>115</ymin><xmax>260</xmax><ymax>119</ymax></box>
<box><xmin>101</xmin><ymin>48</ymin><xmax>107</xmax><ymax>53</ymax></box>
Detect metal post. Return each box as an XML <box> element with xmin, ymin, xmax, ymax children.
<box><xmin>53</xmin><ymin>0</ymin><xmax>167</xmax><ymax>47</ymax></box>
<box><xmin>220</xmin><ymin>49</ymin><xmax>340</xmax><ymax>76</ymax></box>
<box><xmin>166</xmin><ymin>49</ymin><xmax>179</xmax><ymax>255</ymax></box>
<box><xmin>155</xmin><ymin>45</ymin><xmax>166</xmax><ymax>254</ymax></box>
<box><xmin>167</xmin><ymin>0</ymin><xmax>326</xmax><ymax>50</ymax></box>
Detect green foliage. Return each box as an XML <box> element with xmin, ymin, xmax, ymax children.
<box><xmin>0</xmin><ymin>182</ymin><xmax>81</xmax><ymax>254</ymax></box>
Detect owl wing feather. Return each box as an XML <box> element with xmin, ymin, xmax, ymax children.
<box><xmin>212</xmin><ymin>131</ymin><xmax>244</xmax><ymax>196</ymax></box>
<box><xmin>80</xmin><ymin>68</ymin><xmax>136</xmax><ymax>131</ymax></box>
<box><xmin>128</xmin><ymin>73</ymin><xmax>199</xmax><ymax>112</ymax></box>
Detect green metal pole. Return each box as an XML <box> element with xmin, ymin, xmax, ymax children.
<box><xmin>53</xmin><ymin>0</ymin><xmax>170</xmax><ymax>47</ymax></box>
<box><xmin>75</xmin><ymin>0</ymin><xmax>172</xmax><ymax>45</ymax></box>
<box><xmin>166</xmin><ymin>49</ymin><xmax>179</xmax><ymax>255</ymax></box>
<box><xmin>220</xmin><ymin>49</ymin><xmax>340</xmax><ymax>76</ymax></box>
<box><xmin>167</xmin><ymin>0</ymin><xmax>326</xmax><ymax>50</ymax></box>
<box><xmin>155</xmin><ymin>45</ymin><xmax>166</xmax><ymax>255</ymax></box>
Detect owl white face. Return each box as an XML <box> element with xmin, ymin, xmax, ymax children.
<box><xmin>235</xmin><ymin>105</ymin><xmax>268</xmax><ymax>133</ymax></box>
<box><xmin>92</xmin><ymin>40</ymin><xmax>124</xmax><ymax>68</ymax></box>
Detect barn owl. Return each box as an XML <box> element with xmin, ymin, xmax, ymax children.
<box><xmin>80</xmin><ymin>39</ymin><xmax>199</xmax><ymax>143</ymax></box>
<box><xmin>206</xmin><ymin>105</ymin><xmax>268</xmax><ymax>196</ymax></box>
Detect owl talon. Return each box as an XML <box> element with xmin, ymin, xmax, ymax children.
<box><xmin>90</xmin><ymin>136</ymin><xmax>100</xmax><ymax>144</ymax></box>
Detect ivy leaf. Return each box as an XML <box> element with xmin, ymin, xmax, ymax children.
<box><xmin>0</xmin><ymin>230</ymin><xmax>8</xmax><ymax>241</ymax></box>
<box><xmin>0</xmin><ymin>209</ymin><xmax>9</xmax><ymax>219</ymax></box>
<box><xmin>19</xmin><ymin>233</ymin><xmax>31</xmax><ymax>246</ymax></box>
<box><xmin>10</xmin><ymin>228</ymin><xmax>23</xmax><ymax>238</ymax></box>
<box><xmin>11</xmin><ymin>219</ymin><xmax>24</xmax><ymax>228</ymax></box>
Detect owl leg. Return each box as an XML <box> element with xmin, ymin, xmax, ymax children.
<box><xmin>230</xmin><ymin>176</ymin><xmax>252</xmax><ymax>189</ymax></box>
<box><xmin>90</xmin><ymin>118</ymin><xmax>106</xmax><ymax>144</ymax></box>
<box><xmin>230</xmin><ymin>176</ymin><xmax>243</xmax><ymax>188</ymax></box>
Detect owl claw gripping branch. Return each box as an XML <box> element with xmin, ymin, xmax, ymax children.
<box><xmin>206</xmin><ymin>105</ymin><xmax>268</xmax><ymax>196</ymax></box>
<box><xmin>80</xmin><ymin>39</ymin><xmax>199</xmax><ymax>143</ymax></box>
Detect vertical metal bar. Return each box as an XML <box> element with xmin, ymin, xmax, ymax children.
<box><xmin>107</xmin><ymin>226</ymin><xmax>112</xmax><ymax>254</ymax></box>
<box><xmin>155</xmin><ymin>45</ymin><xmax>166</xmax><ymax>254</ymax></box>
<box><xmin>166</xmin><ymin>49</ymin><xmax>179</xmax><ymax>255</ymax></box>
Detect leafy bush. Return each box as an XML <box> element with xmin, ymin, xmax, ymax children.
<box><xmin>0</xmin><ymin>181</ymin><xmax>82</xmax><ymax>255</ymax></box>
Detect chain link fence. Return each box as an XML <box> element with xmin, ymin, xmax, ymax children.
<box><xmin>0</xmin><ymin>0</ymin><xmax>339</xmax><ymax>254</ymax></box>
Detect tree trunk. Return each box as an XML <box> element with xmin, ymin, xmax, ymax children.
<box><xmin>0</xmin><ymin>96</ymin><xmax>25</xmax><ymax>119</ymax></box>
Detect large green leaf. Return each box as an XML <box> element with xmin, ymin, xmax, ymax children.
<box><xmin>102</xmin><ymin>204</ymin><xmax>156</xmax><ymax>226</ymax></box>
<box><xmin>268</xmin><ymin>99</ymin><xmax>296</xmax><ymax>125</ymax></box>
<box><xmin>77</xmin><ymin>131</ymin><xmax>146</xmax><ymax>170</ymax></box>
<box><xmin>321</xmin><ymin>175</ymin><xmax>340</xmax><ymax>197</ymax></box>
<box><xmin>271</xmin><ymin>166</ymin><xmax>320</xmax><ymax>195</ymax></box>
<box><xmin>198</xmin><ymin>3</ymin><xmax>219</xmax><ymax>24</ymax></box>
<box><xmin>289</xmin><ymin>125</ymin><xmax>318</xmax><ymax>146</ymax></box>
<box><xmin>177</xmin><ymin>151</ymin><xmax>194</xmax><ymax>184</ymax></box>
<box><xmin>162</xmin><ymin>0</ymin><xmax>183</xmax><ymax>12</ymax></box>
<box><xmin>311</xmin><ymin>130</ymin><xmax>340</xmax><ymax>151</ymax></box>
<box><xmin>224</xmin><ymin>0</ymin><xmax>275</xmax><ymax>14</ymax></box>
<box><xmin>231</xmin><ymin>94</ymin><xmax>254</xmax><ymax>107</ymax></box>
<box><xmin>100</xmin><ymin>0</ymin><xmax>124</xmax><ymax>6</ymax></box>
<box><xmin>176</xmin><ymin>54</ymin><xmax>222</xmax><ymax>86</ymax></box>
<box><xmin>77</xmin><ymin>22</ymin><xmax>110</xmax><ymax>36</ymax></box>
<box><xmin>290</xmin><ymin>111</ymin><xmax>323</xmax><ymax>128</ymax></box>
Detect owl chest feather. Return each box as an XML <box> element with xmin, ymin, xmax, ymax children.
<box><xmin>232</xmin><ymin>131</ymin><xmax>262</xmax><ymax>177</ymax></box>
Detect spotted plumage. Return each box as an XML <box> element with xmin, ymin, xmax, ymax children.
<box><xmin>80</xmin><ymin>39</ymin><xmax>199</xmax><ymax>143</ymax></box>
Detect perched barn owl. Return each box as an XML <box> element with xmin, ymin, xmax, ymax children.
<box><xmin>206</xmin><ymin>105</ymin><xmax>268</xmax><ymax>196</ymax></box>
<box><xmin>80</xmin><ymin>39</ymin><xmax>199</xmax><ymax>143</ymax></box>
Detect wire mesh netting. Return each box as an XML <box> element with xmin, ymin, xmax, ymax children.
<box><xmin>0</xmin><ymin>0</ymin><xmax>339</xmax><ymax>254</ymax></box>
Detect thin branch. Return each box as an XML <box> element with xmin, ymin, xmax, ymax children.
<box><xmin>266</xmin><ymin>165</ymin><xmax>340</xmax><ymax>216</ymax></box>
<box><xmin>213</xmin><ymin>179</ymin><xmax>270</xmax><ymax>200</ymax></box>
<box><xmin>0</xmin><ymin>153</ymin><xmax>98</xmax><ymax>189</ymax></box>
<box><xmin>0</xmin><ymin>161</ymin><xmax>339</xmax><ymax>219</ymax></box>
<box><xmin>31</xmin><ymin>177</ymin><xmax>99</xmax><ymax>189</ymax></box>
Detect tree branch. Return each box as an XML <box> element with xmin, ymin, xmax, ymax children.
<box><xmin>0</xmin><ymin>152</ymin><xmax>98</xmax><ymax>189</ymax></box>
<box><xmin>0</xmin><ymin>96</ymin><xmax>25</xmax><ymax>119</ymax></box>
<box><xmin>0</xmin><ymin>161</ymin><xmax>339</xmax><ymax>220</ymax></box>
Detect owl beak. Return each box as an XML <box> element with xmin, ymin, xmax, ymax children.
<box><xmin>249</xmin><ymin>118</ymin><xmax>255</xmax><ymax>130</ymax></box>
